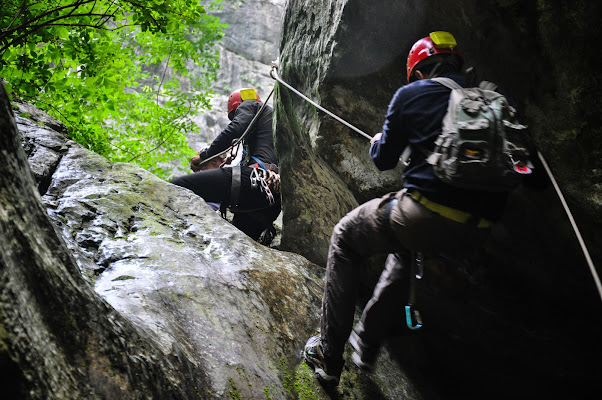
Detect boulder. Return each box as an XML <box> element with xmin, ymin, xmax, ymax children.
<box><xmin>8</xmin><ymin>96</ymin><xmax>326</xmax><ymax>399</ymax></box>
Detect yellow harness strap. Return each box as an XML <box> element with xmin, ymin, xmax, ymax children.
<box><xmin>407</xmin><ymin>190</ymin><xmax>492</xmax><ymax>228</ymax></box>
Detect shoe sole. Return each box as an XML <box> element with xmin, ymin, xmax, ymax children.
<box><xmin>303</xmin><ymin>353</ymin><xmax>339</xmax><ymax>385</ymax></box>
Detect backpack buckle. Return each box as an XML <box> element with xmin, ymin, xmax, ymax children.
<box><xmin>514</xmin><ymin>164</ymin><xmax>532</xmax><ymax>174</ymax></box>
<box><xmin>510</xmin><ymin>156</ymin><xmax>533</xmax><ymax>174</ymax></box>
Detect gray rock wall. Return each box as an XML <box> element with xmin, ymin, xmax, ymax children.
<box><xmin>188</xmin><ymin>0</ymin><xmax>286</xmax><ymax>156</ymax></box>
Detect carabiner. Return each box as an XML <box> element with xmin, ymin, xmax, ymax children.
<box><xmin>414</xmin><ymin>251</ymin><xmax>424</xmax><ymax>279</ymax></box>
<box><xmin>250</xmin><ymin>167</ymin><xmax>259</xmax><ymax>188</ymax></box>
<box><xmin>405</xmin><ymin>305</ymin><xmax>423</xmax><ymax>330</ymax></box>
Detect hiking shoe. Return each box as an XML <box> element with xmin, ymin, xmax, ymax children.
<box><xmin>349</xmin><ymin>330</ymin><xmax>377</xmax><ymax>371</ymax></box>
<box><xmin>257</xmin><ymin>224</ymin><xmax>276</xmax><ymax>246</ymax></box>
<box><xmin>303</xmin><ymin>336</ymin><xmax>340</xmax><ymax>385</ymax></box>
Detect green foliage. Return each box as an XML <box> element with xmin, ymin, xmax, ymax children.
<box><xmin>0</xmin><ymin>0</ymin><xmax>225</xmax><ymax>178</ymax></box>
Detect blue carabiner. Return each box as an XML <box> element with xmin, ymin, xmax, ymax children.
<box><xmin>405</xmin><ymin>305</ymin><xmax>423</xmax><ymax>330</ymax></box>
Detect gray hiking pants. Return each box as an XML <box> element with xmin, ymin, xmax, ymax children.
<box><xmin>320</xmin><ymin>189</ymin><xmax>490</xmax><ymax>375</ymax></box>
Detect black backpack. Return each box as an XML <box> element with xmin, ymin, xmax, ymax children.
<box><xmin>424</xmin><ymin>77</ymin><xmax>533</xmax><ymax>191</ymax></box>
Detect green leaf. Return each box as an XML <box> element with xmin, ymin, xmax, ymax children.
<box><xmin>1</xmin><ymin>0</ymin><xmax>223</xmax><ymax>180</ymax></box>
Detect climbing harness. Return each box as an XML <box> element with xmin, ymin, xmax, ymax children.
<box><xmin>270</xmin><ymin>60</ymin><xmax>601</xmax><ymax>303</ymax></box>
<box><xmin>219</xmin><ymin>162</ymin><xmax>281</xmax><ymax>246</ymax></box>
<box><xmin>406</xmin><ymin>251</ymin><xmax>424</xmax><ymax>330</ymax></box>
<box><xmin>229</xmin><ymin>165</ymin><xmax>242</xmax><ymax>206</ymax></box>
<box><xmin>221</xmin><ymin>161</ymin><xmax>281</xmax><ymax>219</ymax></box>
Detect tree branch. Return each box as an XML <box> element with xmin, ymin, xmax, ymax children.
<box><xmin>1</xmin><ymin>0</ymin><xmax>98</xmax><ymax>38</ymax></box>
<box><xmin>0</xmin><ymin>11</ymin><xmax>119</xmax><ymax>54</ymax></box>
<box><xmin>3</xmin><ymin>0</ymin><xmax>27</xmax><ymax>33</ymax></box>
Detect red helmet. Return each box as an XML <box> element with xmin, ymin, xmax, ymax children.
<box><xmin>406</xmin><ymin>31</ymin><xmax>463</xmax><ymax>83</ymax></box>
<box><xmin>227</xmin><ymin>88</ymin><xmax>261</xmax><ymax>115</ymax></box>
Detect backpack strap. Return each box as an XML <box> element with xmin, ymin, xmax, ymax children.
<box><xmin>431</xmin><ymin>77</ymin><xmax>462</xmax><ymax>90</ymax></box>
<box><xmin>478</xmin><ymin>80</ymin><xmax>498</xmax><ymax>91</ymax></box>
<box><xmin>433</xmin><ymin>77</ymin><xmax>499</xmax><ymax>92</ymax></box>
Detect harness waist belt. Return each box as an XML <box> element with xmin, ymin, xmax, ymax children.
<box><xmin>407</xmin><ymin>190</ymin><xmax>492</xmax><ymax>228</ymax></box>
<box><xmin>254</xmin><ymin>162</ymin><xmax>279</xmax><ymax>174</ymax></box>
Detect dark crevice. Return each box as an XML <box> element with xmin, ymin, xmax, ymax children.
<box><xmin>37</xmin><ymin>152</ymin><xmax>64</xmax><ymax>196</ymax></box>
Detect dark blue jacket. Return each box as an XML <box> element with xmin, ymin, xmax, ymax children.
<box><xmin>201</xmin><ymin>100</ymin><xmax>278</xmax><ymax>166</ymax></box>
<box><xmin>370</xmin><ymin>72</ymin><xmax>509</xmax><ymax>220</ymax></box>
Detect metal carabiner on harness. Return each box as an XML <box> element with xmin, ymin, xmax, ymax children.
<box><xmin>249</xmin><ymin>164</ymin><xmax>276</xmax><ymax>205</ymax></box>
<box><xmin>259</xmin><ymin>175</ymin><xmax>275</xmax><ymax>205</ymax></box>
<box><xmin>249</xmin><ymin>166</ymin><xmax>259</xmax><ymax>188</ymax></box>
<box><xmin>405</xmin><ymin>305</ymin><xmax>423</xmax><ymax>330</ymax></box>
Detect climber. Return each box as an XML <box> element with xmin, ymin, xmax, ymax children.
<box><xmin>302</xmin><ymin>31</ymin><xmax>545</xmax><ymax>385</ymax></box>
<box><xmin>171</xmin><ymin>88</ymin><xmax>281</xmax><ymax>243</ymax></box>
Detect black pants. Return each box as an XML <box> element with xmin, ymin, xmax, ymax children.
<box><xmin>171</xmin><ymin>166</ymin><xmax>281</xmax><ymax>240</ymax></box>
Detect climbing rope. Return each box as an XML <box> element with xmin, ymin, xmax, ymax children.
<box><xmin>270</xmin><ymin>61</ymin><xmax>373</xmax><ymax>140</ymax></box>
<box><xmin>536</xmin><ymin>152</ymin><xmax>602</xmax><ymax>302</ymax></box>
<box><xmin>270</xmin><ymin>60</ymin><xmax>601</xmax><ymax>303</ymax></box>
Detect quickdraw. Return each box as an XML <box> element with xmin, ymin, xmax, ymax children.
<box><xmin>405</xmin><ymin>251</ymin><xmax>424</xmax><ymax>330</ymax></box>
<box><xmin>250</xmin><ymin>164</ymin><xmax>281</xmax><ymax>206</ymax></box>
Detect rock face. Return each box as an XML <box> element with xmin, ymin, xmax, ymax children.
<box><xmin>274</xmin><ymin>0</ymin><xmax>602</xmax><ymax>398</ymax></box>
<box><xmin>2</xmin><ymin>90</ymin><xmax>215</xmax><ymax>400</ymax></box>
<box><xmin>187</xmin><ymin>0</ymin><xmax>286</xmax><ymax>158</ymax></box>
<box><xmin>8</xmin><ymin>97</ymin><xmax>325</xmax><ymax>399</ymax></box>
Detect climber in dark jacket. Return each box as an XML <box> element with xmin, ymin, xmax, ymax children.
<box><xmin>171</xmin><ymin>88</ymin><xmax>280</xmax><ymax>243</ymax></box>
<box><xmin>302</xmin><ymin>31</ymin><xmax>545</xmax><ymax>385</ymax></box>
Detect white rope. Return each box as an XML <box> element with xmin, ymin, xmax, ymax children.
<box><xmin>537</xmin><ymin>151</ymin><xmax>602</xmax><ymax>302</ymax></box>
<box><xmin>270</xmin><ymin>63</ymin><xmax>373</xmax><ymax>140</ymax></box>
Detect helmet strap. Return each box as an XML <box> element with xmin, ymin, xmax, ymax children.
<box><xmin>427</xmin><ymin>61</ymin><xmax>443</xmax><ymax>79</ymax></box>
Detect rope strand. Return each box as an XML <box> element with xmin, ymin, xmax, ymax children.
<box><xmin>537</xmin><ymin>151</ymin><xmax>602</xmax><ymax>302</ymax></box>
<box><xmin>270</xmin><ymin>63</ymin><xmax>372</xmax><ymax>140</ymax></box>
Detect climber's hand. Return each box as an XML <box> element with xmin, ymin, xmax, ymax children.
<box><xmin>190</xmin><ymin>154</ymin><xmax>204</xmax><ymax>172</ymax></box>
<box><xmin>370</xmin><ymin>132</ymin><xmax>382</xmax><ymax>145</ymax></box>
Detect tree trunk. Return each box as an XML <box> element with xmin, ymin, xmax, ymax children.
<box><xmin>0</xmin><ymin>84</ymin><xmax>208</xmax><ymax>399</ymax></box>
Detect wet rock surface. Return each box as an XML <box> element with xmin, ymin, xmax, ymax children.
<box><xmin>15</xmin><ymin>102</ymin><xmax>324</xmax><ymax>399</ymax></box>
